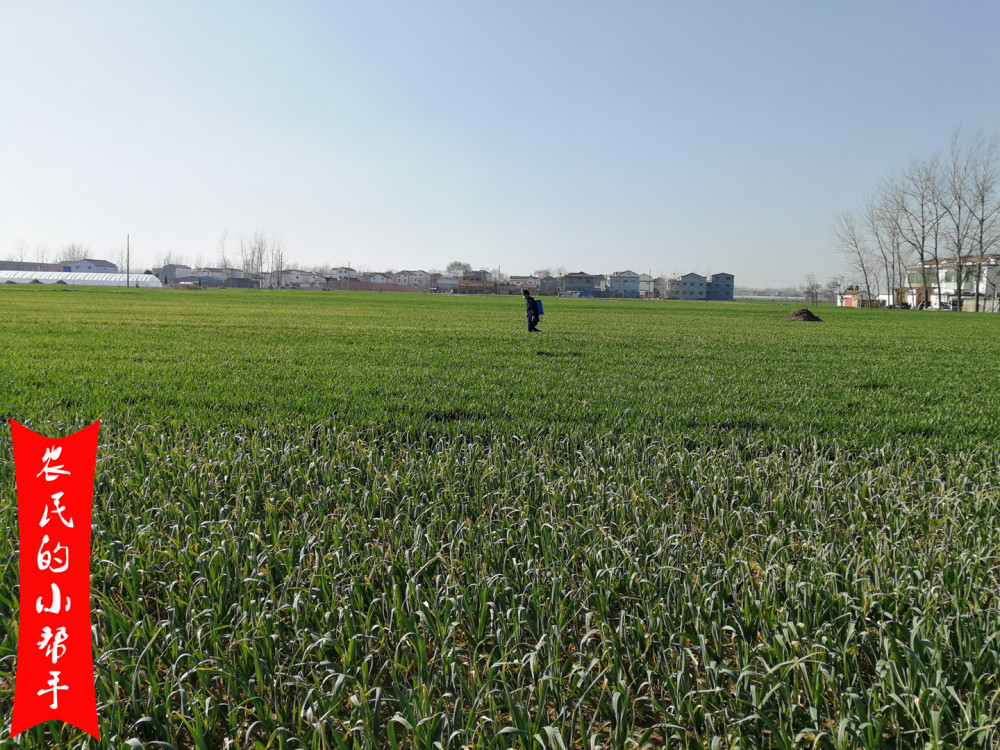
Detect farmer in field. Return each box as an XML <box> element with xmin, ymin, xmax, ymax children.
<box><xmin>522</xmin><ymin>288</ymin><xmax>540</xmax><ymax>332</ymax></box>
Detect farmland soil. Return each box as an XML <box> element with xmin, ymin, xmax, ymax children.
<box><xmin>785</xmin><ymin>308</ymin><xmax>822</xmax><ymax>321</ymax></box>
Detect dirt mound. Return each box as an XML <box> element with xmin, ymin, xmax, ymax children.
<box><xmin>785</xmin><ymin>308</ymin><xmax>822</xmax><ymax>322</ymax></box>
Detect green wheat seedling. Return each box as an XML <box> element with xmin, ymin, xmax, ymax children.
<box><xmin>1</xmin><ymin>287</ymin><xmax>999</xmax><ymax>748</ymax></box>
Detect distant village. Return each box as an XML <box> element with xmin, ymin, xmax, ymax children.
<box><xmin>7</xmin><ymin>253</ymin><xmax>1000</xmax><ymax>311</ymax></box>
<box><xmin>0</xmin><ymin>258</ymin><xmax>737</xmax><ymax>300</ymax></box>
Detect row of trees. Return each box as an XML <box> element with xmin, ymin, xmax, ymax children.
<box><xmin>156</xmin><ymin>232</ymin><xmax>287</xmax><ymax>288</ymax></box>
<box><xmin>835</xmin><ymin>131</ymin><xmax>1000</xmax><ymax>311</ymax></box>
<box><xmin>8</xmin><ymin>233</ymin><xmax>289</xmax><ymax>286</ymax></box>
<box><xmin>801</xmin><ymin>274</ymin><xmax>849</xmax><ymax>304</ymax></box>
<box><xmin>8</xmin><ymin>241</ymin><xmax>137</xmax><ymax>276</ymax></box>
<box><xmin>10</xmin><ymin>241</ymin><xmax>97</xmax><ymax>264</ymax></box>
<box><xmin>236</xmin><ymin>232</ymin><xmax>284</xmax><ymax>289</ymax></box>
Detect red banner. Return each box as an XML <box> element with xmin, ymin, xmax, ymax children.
<box><xmin>10</xmin><ymin>420</ymin><xmax>100</xmax><ymax>740</ymax></box>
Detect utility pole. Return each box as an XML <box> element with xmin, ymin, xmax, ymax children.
<box><xmin>126</xmin><ymin>234</ymin><xmax>130</xmax><ymax>289</ymax></box>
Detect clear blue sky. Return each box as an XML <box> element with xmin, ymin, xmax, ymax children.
<box><xmin>2</xmin><ymin>1</ymin><xmax>999</xmax><ymax>286</ymax></box>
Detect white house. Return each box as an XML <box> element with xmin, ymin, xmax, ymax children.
<box><xmin>510</xmin><ymin>275</ymin><xmax>540</xmax><ymax>290</ymax></box>
<box><xmin>906</xmin><ymin>255</ymin><xmax>1000</xmax><ymax>310</ymax></box>
<box><xmin>330</xmin><ymin>267</ymin><xmax>359</xmax><ymax>282</ymax></box>
<box><xmin>563</xmin><ymin>272</ymin><xmax>601</xmax><ymax>295</ymax></box>
<box><xmin>152</xmin><ymin>264</ymin><xmax>191</xmax><ymax>285</ymax></box>
<box><xmin>394</xmin><ymin>270</ymin><xmax>431</xmax><ymax>287</ymax></box>
<box><xmin>61</xmin><ymin>258</ymin><xmax>118</xmax><ymax>274</ymax></box>
<box><xmin>667</xmin><ymin>272</ymin><xmax>707</xmax><ymax>300</ymax></box>
<box><xmin>706</xmin><ymin>273</ymin><xmax>735</xmax><ymax>301</ymax></box>
<box><xmin>189</xmin><ymin>267</ymin><xmax>226</xmax><ymax>281</ymax></box>
<box><xmin>608</xmin><ymin>270</ymin><xmax>641</xmax><ymax>296</ymax></box>
<box><xmin>363</xmin><ymin>272</ymin><xmax>391</xmax><ymax>284</ymax></box>
<box><xmin>275</xmin><ymin>269</ymin><xmax>325</xmax><ymax>289</ymax></box>
<box><xmin>222</xmin><ymin>267</ymin><xmax>247</xmax><ymax>281</ymax></box>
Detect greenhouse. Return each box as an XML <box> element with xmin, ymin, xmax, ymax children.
<box><xmin>0</xmin><ymin>271</ymin><xmax>163</xmax><ymax>287</ymax></box>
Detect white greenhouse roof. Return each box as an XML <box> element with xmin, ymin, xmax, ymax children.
<box><xmin>0</xmin><ymin>271</ymin><xmax>163</xmax><ymax>288</ymax></box>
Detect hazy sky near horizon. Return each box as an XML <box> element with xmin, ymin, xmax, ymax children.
<box><xmin>2</xmin><ymin>2</ymin><xmax>999</xmax><ymax>286</ymax></box>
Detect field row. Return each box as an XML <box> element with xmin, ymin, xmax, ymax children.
<box><xmin>3</xmin><ymin>288</ymin><xmax>1000</xmax><ymax>747</ymax></box>
<box><xmin>3</xmin><ymin>423</ymin><xmax>999</xmax><ymax>747</ymax></box>
<box><xmin>3</xmin><ymin>289</ymin><xmax>1000</xmax><ymax>449</ymax></box>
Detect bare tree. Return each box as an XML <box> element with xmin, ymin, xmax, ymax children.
<box><xmin>555</xmin><ymin>268</ymin><xmax>567</xmax><ymax>293</ymax></box>
<box><xmin>864</xmin><ymin>191</ymin><xmax>906</xmax><ymax>305</ymax></box>
<box><xmin>269</xmin><ymin>235</ymin><xmax>285</xmax><ymax>289</ymax></box>
<box><xmin>217</xmin><ymin>231</ymin><xmax>232</xmax><ymax>277</ymax></box>
<box><xmin>159</xmin><ymin>251</ymin><xmax>184</xmax><ymax>268</ymax></box>
<box><xmin>886</xmin><ymin>156</ymin><xmax>944</xmax><ymax>308</ymax></box>
<box><xmin>937</xmin><ymin>132</ymin><xmax>978</xmax><ymax>310</ymax></box>
<box><xmin>654</xmin><ymin>276</ymin><xmax>668</xmax><ymax>298</ymax></box>
<box><xmin>61</xmin><ymin>242</ymin><xmax>88</xmax><ymax>262</ymax></box>
<box><xmin>835</xmin><ymin>212</ymin><xmax>876</xmax><ymax>304</ymax></box>
<box><xmin>802</xmin><ymin>273</ymin><xmax>821</xmax><ymax>304</ymax></box>
<box><xmin>240</xmin><ymin>236</ymin><xmax>254</xmax><ymax>284</ymax></box>
<box><xmin>825</xmin><ymin>276</ymin><xmax>845</xmax><ymax>303</ymax></box>
<box><xmin>240</xmin><ymin>231</ymin><xmax>272</xmax><ymax>288</ymax></box>
<box><xmin>33</xmin><ymin>244</ymin><xmax>50</xmax><ymax>263</ymax></box>
<box><xmin>110</xmin><ymin>246</ymin><xmax>129</xmax><ymax>275</ymax></box>
<box><xmin>446</xmin><ymin>261</ymin><xmax>471</xmax><ymax>277</ymax></box>
<box><xmin>961</xmin><ymin>134</ymin><xmax>1000</xmax><ymax>311</ymax></box>
<box><xmin>255</xmin><ymin>234</ymin><xmax>269</xmax><ymax>288</ymax></box>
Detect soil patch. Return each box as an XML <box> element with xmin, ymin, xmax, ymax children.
<box><xmin>785</xmin><ymin>308</ymin><xmax>822</xmax><ymax>322</ymax></box>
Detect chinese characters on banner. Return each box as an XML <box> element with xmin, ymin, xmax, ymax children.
<box><xmin>10</xmin><ymin>420</ymin><xmax>100</xmax><ymax>739</ymax></box>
